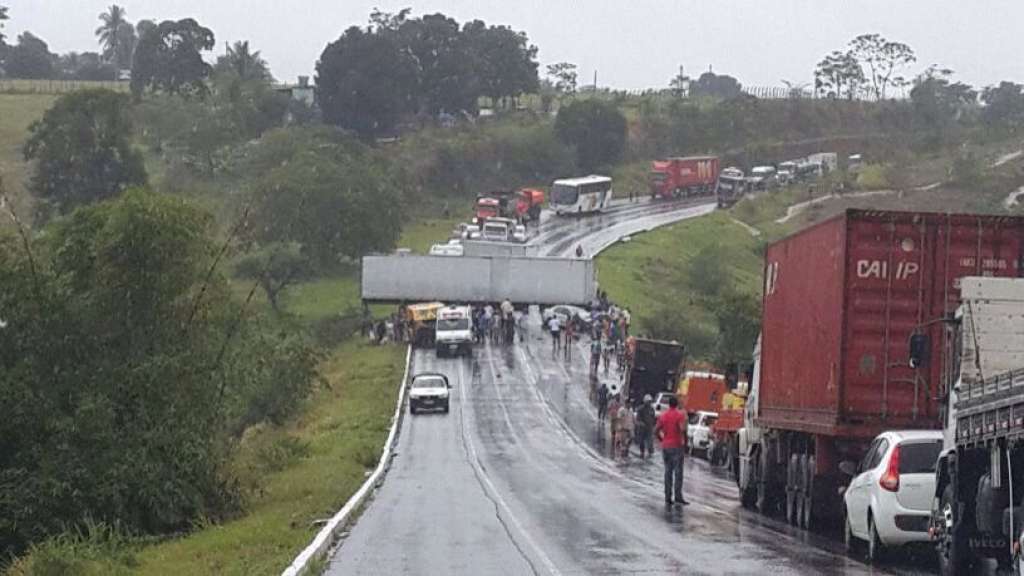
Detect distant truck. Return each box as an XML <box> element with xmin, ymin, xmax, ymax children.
<box><xmin>435</xmin><ymin>305</ymin><xmax>474</xmax><ymax>357</ymax></box>
<box><xmin>737</xmin><ymin>209</ymin><xmax>1024</xmax><ymax>530</ymax></box>
<box><xmin>930</xmin><ymin>277</ymin><xmax>1024</xmax><ymax>575</ymax></box>
<box><xmin>649</xmin><ymin>156</ymin><xmax>720</xmax><ymax>200</ymax></box>
<box><xmin>475</xmin><ymin>189</ymin><xmax>545</xmax><ymax>224</ymax></box>
<box><xmin>623</xmin><ymin>338</ymin><xmax>686</xmax><ymax>407</ymax></box>
<box><xmin>716</xmin><ymin>167</ymin><xmax>747</xmax><ymax>207</ymax></box>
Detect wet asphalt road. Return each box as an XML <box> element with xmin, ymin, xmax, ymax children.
<box><xmin>326</xmin><ymin>199</ymin><xmax>984</xmax><ymax>575</ymax></box>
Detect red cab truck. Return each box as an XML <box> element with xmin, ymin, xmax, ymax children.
<box><xmin>475</xmin><ymin>188</ymin><xmax>545</xmax><ymax>224</ymax></box>
<box><xmin>737</xmin><ymin>209</ymin><xmax>1024</xmax><ymax>529</ymax></box>
<box><xmin>649</xmin><ymin>156</ymin><xmax>720</xmax><ymax>200</ymax></box>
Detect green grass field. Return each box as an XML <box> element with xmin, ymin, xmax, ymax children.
<box><xmin>0</xmin><ymin>94</ymin><xmax>57</xmax><ymax>226</ymax></box>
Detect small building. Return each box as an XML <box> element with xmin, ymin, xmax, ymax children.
<box><xmin>275</xmin><ymin>75</ymin><xmax>315</xmax><ymax>106</ymax></box>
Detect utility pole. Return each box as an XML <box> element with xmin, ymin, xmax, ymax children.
<box><xmin>593</xmin><ymin>70</ymin><xmax>598</xmax><ymax>91</ymax></box>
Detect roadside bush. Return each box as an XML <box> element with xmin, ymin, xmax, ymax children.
<box><xmin>0</xmin><ymin>189</ymin><xmax>321</xmax><ymax>559</ymax></box>
<box><xmin>688</xmin><ymin>244</ymin><xmax>730</xmax><ymax>298</ymax></box>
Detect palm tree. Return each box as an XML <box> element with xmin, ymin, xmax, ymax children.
<box><xmin>216</xmin><ymin>41</ymin><xmax>271</xmax><ymax>82</ymax></box>
<box><xmin>95</xmin><ymin>5</ymin><xmax>126</xmax><ymax>63</ymax></box>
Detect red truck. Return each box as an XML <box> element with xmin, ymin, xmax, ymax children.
<box><xmin>737</xmin><ymin>209</ymin><xmax>1024</xmax><ymax>529</ymax></box>
<box><xmin>474</xmin><ymin>188</ymin><xmax>545</xmax><ymax>224</ymax></box>
<box><xmin>649</xmin><ymin>156</ymin><xmax>720</xmax><ymax>200</ymax></box>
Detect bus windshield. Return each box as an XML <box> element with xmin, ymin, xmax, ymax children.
<box><xmin>551</xmin><ymin>184</ymin><xmax>578</xmax><ymax>205</ymax></box>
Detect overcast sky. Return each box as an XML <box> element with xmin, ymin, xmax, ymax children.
<box><xmin>4</xmin><ymin>1</ymin><xmax>1022</xmax><ymax>90</ymax></box>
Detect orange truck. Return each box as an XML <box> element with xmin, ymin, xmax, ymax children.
<box><xmin>474</xmin><ymin>188</ymin><xmax>545</xmax><ymax>224</ymax></box>
<box><xmin>676</xmin><ymin>370</ymin><xmax>747</xmax><ymax>471</ymax></box>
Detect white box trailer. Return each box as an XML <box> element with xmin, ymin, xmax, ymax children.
<box><xmin>361</xmin><ymin>254</ymin><xmax>595</xmax><ymax>305</ymax></box>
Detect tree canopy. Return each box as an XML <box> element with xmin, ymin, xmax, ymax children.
<box><xmin>214</xmin><ymin>40</ymin><xmax>272</xmax><ymax>82</ymax></box>
<box><xmin>23</xmin><ymin>89</ymin><xmax>147</xmax><ymax>219</ymax></box>
<box><xmin>6</xmin><ymin>31</ymin><xmax>54</xmax><ymax>79</ymax></box>
<box><xmin>131</xmin><ymin>18</ymin><xmax>215</xmax><ymax>98</ymax></box>
<box><xmin>690</xmin><ymin>71</ymin><xmax>743</xmax><ymax>100</ymax></box>
<box><xmin>554</xmin><ymin>99</ymin><xmax>627</xmax><ymax>173</ymax></box>
<box><xmin>317</xmin><ymin>11</ymin><xmax>538</xmax><ymax>138</ymax></box>
<box><xmin>96</xmin><ymin>4</ymin><xmax>136</xmax><ymax>70</ymax></box>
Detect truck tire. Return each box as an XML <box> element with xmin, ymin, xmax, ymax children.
<box><xmin>938</xmin><ymin>484</ymin><xmax>971</xmax><ymax>576</ymax></box>
<box><xmin>757</xmin><ymin>446</ymin><xmax>772</xmax><ymax>515</ymax></box>
<box><xmin>785</xmin><ymin>455</ymin><xmax>798</xmax><ymax>525</ymax></box>
<box><xmin>802</xmin><ymin>456</ymin><xmax>816</xmax><ymax>529</ymax></box>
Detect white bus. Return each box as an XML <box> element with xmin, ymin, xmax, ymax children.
<box><xmin>550</xmin><ymin>175</ymin><xmax>613</xmax><ymax>215</ymax></box>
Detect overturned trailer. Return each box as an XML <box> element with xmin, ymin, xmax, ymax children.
<box><xmin>361</xmin><ymin>253</ymin><xmax>596</xmax><ymax>306</ymax></box>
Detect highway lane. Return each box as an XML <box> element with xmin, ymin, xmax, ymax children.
<box><xmin>325</xmin><ymin>195</ymin><xmax>955</xmax><ymax>575</ymax></box>
<box><xmin>327</xmin><ymin>322</ymin><xmax>936</xmax><ymax>575</ymax></box>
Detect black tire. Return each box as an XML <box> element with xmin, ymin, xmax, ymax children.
<box><xmin>937</xmin><ymin>484</ymin><xmax>970</xmax><ymax>576</ymax></box>
<box><xmin>409</xmin><ymin>402</ymin><xmax>417</xmax><ymax>415</ymax></box>
<box><xmin>443</xmin><ymin>401</ymin><xmax>450</xmax><ymax>414</ymax></box>
<box><xmin>844</xmin><ymin>511</ymin><xmax>857</xmax><ymax>554</ymax></box>
<box><xmin>867</xmin><ymin>514</ymin><xmax>884</xmax><ymax>564</ymax></box>
<box><xmin>756</xmin><ymin>447</ymin><xmax>772</xmax><ymax>515</ymax></box>
<box><xmin>802</xmin><ymin>456</ymin><xmax>815</xmax><ymax>529</ymax></box>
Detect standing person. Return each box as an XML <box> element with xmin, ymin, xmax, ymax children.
<box><xmin>655</xmin><ymin>395</ymin><xmax>689</xmax><ymax>505</ymax></box>
<box><xmin>617</xmin><ymin>402</ymin><xmax>635</xmax><ymax>459</ymax></box>
<box><xmin>563</xmin><ymin>317</ymin><xmax>575</xmax><ymax>361</ymax></box>
<box><xmin>602</xmin><ymin>337</ymin><xmax>613</xmax><ymax>374</ymax></box>
<box><xmin>590</xmin><ymin>337</ymin><xmax>602</xmax><ymax>376</ymax></box>
<box><xmin>575</xmin><ymin>244</ymin><xmax>584</xmax><ymax>258</ymax></box>
<box><xmin>636</xmin><ymin>395</ymin><xmax>656</xmax><ymax>459</ymax></box>
<box><xmin>607</xmin><ymin>394</ymin><xmax>622</xmax><ymax>457</ymax></box>
<box><xmin>597</xmin><ymin>382</ymin><xmax>610</xmax><ymax>421</ymax></box>
<box><xmin>501</xmin><ymin>299</ymin><xmax>515</xmax><ymax>343</ymax></box>
<box><xmin>547</xmin><ymin>314</ymin><xmax>562</xmax><ymax>356</ymax></box>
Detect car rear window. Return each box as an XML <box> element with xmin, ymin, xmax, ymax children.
<box><xmin>899</xmin><ymin>440</ymin><xmax>942</xmax><ymax>474</ymax></box>
<box><xmin>413</xmin><ymin>377</ymin><xmax>445</xmax><ymax>389</ymax></box>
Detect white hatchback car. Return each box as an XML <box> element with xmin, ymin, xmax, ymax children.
<box><xmin>841</xmin><ymin>430</ymin><xmax>943</xmax><ymax>562</ymax></box>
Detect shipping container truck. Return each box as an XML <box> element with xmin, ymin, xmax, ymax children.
<box><xmin>361</xmin><ymin>254</ymin><xmax>596</xmax><ymax>306</ymax></box>
<box><xmin>736</xmin><ymin>209</ymin><xmax>1024</xmax><ymax>530</ymax></box>
<box><xmin>717</xmin><ymin>167</ymin><xmax>747</xmax><ymax>208</ymax></box>
<box><xmin>623</xmin><ymin>338</ymin><xmax>686</xmax><ymax>408</ymax></box>
<box><xmin>929</xmin><ymin>277</ymin><xmax>1024</xmax><ymax>575</ymax></box>
<box><xmin>649</xmin><ymin>156</ymin><xmax>720</xmax><ymax>200</ymax></box>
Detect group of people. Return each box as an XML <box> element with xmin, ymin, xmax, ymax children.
<box><xmin>596</xmin><ymin>386</ymin><xmax>690</xmax><ymax>505</ymax></box>
<box><xmin>472</xmin><ymin>299</ymin><xmax>520</xmax><ymax>345</ymax></box>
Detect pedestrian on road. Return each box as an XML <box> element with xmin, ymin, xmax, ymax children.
<box><xmin>597</xmin><ymin>382</ymin><xmax>610</xmax><ymax>421</ymax></box>
<box><xmin>607</xmin><ymin>393</ymin><xmax>622</xmax><ymax>457</ymax></box>
<box><xmin>602</xmin><ymin>338</ymin><xmax>613</xmax><ymax>374</ymax></box>
<box><xmin>655</xmin><ymin>395</ymin><xmax>689</xmax><ymax>506</ymax></box>
<box><xmin>563</xmin><ymin>317</ymin><xmax>575</xmax><ymax>361</ymax></box>
<box><xmin>575</xmin><ymin>244</ymin><xmax>584</xmax><ymax>258</ymax></box>
<box><xmin>636</xmin><ymin>395</ymin><xmax>656</xmax><ymax>459</ymax></box>
<box><xmin>547</xmin><ymin>314</ymin><xmax>562</xmax><ymax>356</ymax></box>
<box><xmin>590</xmin><ymin>337</ymin><xmax>602</xmax><ymax>376</ymax></box>
<box><xmin>617</xmin><ymin>403</ymin><xmax>635</xmax><ymax>459</ymax></box>
<box><xmin>501</xmin><ymin>299</ymin><xmax>515</xmax><ymax>344</ymax></box>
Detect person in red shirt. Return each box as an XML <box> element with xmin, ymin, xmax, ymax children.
<box><xmin>655</xmin><ymin>395</ymin><xmax>689</xmax><ymax>506</ymax></box>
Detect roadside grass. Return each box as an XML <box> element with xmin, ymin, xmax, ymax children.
<box><xmin>610</xmin><ymin>161</ymin><xmax>649</xmax><ymax>200</ymax></box>
<box><xmin>596</xmin><ymin>211</ymin><xmax>764</xmax><ymax>358</ymax></box>
<box><xmin>0</xmin><ymin>94</ymin><xmax>57</xmax><ymax>228</ymax></box>
<box><xmin>396</xmin><ymin>215</ymin><xmax>463</xmax><ymax>253</ymax></box>
<box><xmin>6</xmin><ymin>340</ymin><xmax>406</xmax><ymax>576</ymax></box>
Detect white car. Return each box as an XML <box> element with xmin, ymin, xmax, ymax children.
<box><xmin>841</xmin><ymin>430</ymin><xmax>943</xmax><ymax>562</ymax></box>
<box><xmin>429</xmin><ymin>243</ymin><xmax>464</xmax><ymax>257</ymax></box>
<box><xmin>686</xmin><ymin>410</ymin><xmax>718</xmax><ymax>456</ymax></box>
<box><xmin>408</xmin><ymin>372</ymin><xmax>451</xmax><ymax>414</ymax></box>
<box><xmin>542</xmin><ymin>305</ymin><xmax>591</xmax><ymax>329</ymax></box>
<box><xmin>653</xmin><ymin>392</ymin><xmax>675</xmax><ymax>419</ymax></box>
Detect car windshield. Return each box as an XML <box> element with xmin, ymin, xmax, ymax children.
<box><xmin>551</xmin><ymin>184</ymin><xmax>578</xmax><ymax>205</ymax></box>
<box><xmin>437</xmin><ymin>318</ymin><xmax>469</xmax><ymax>330</ymax></box>
<box><xmin>898</xmin><ymin>440</ymin><xmax>942</xmax><ymax>474</ymax></box>
<box><xmin>704</xmin><ymin>415</ymin><xmax>718</xmax><ymax>426</ymax></box>
<box><xmin>413</xmin><ymin>377</ymin><xmax>446</xmax><ymax>389</ymax></box>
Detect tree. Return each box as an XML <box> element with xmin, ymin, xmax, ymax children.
<box><xmin>462</xmin><ymin>20</ymin><xmax>539</xmax><ymax>108</ymax></box>
<box><xmin>316</xmin><ymin>26</ymin><xmax>417</xmax><ymax>137</ymax></box>
<box><xmin>0</xmin><ymin>4</ymin><xmax>8</xmax><ymax>45</ymax></box>
<box><xmin>6</xmin><ymin>32</ymin><xmax>54</xmax><ymax>79</ymax></box>
<box><xmin>0</xmin><ymin>189</ymin><xmax>320</xmax><ymax>557</ymax></box>
<box><xmin>669</xmin><ymin>70</ymin><xmax>690</xmax><ymax>98</ymax></box>
<box><xmin>981</xmin><ymin>81</ymin><xmax>1024</xmax><ymax>128</ymax></box>
<box><xmin>96</xmin><ymin>4</ymin><xmax>135</xmax><ymax>69</ymax></box>
<box><xmin>713</xmin><ymin>290</ymin><xmax>761</xmax><ymax>368</ymax></box>
<box><xmin>131</xmin><ymin>18</ymin><xmax>215</xmax><ymax>98</ymax></box>
<box><xmin>690</xmin><ymin>71</ymin><xmax>742</xmax><ymax>100</ymax></box>
<box><xmin>235</xmin><ymin>242</ymin><xmax>310</xmax><ymax>312</ymax></box>
<box><xmin>247</xmin><ymin>127</ymin><xmax>404</xmax><ymax>266</ymax></box>
<box><xmin>814</xmin><ymin>50</ymin><xmax>863</xmax><ymax>99</ymax></box>
<box><xmin>848</xmin><ymin>34</ymin><xmax>915</xmax><ymax>99</ymax></box>
<box><xmin>554</xmin><ymin>99</ymin><xmax>627</xmax><ymax>172</ymax></box>
<box><xmin>399</xmin><ymin>13</ymin><xmax>479</xmax><ymax>116</ymax></box>
<box><xmin>547</xmin><ymin>62</ymin><xmax>577</xmax><ymax>96</ymax></box>
<box><xmin>215</xmin><ymin>40</ymin><xmax>271</xmax><ymax>82</ymax></box>
<box><xmin>23</xmin><ymin>89</ymin><xmax>147</xmax><ymax>217</ymax></box>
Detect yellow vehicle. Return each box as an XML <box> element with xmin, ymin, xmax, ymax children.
<box><xmin>405</xmin><ymin>302</ymin><xmax>445</xmax><ymax>347</ymax></box>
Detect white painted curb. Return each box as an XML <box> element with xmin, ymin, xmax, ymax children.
<box><xmin>281</xmin><ymin>344</ymin><xmax>413</xmax><ymax>576</ymax></box>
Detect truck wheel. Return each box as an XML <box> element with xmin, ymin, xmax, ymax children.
<box><xmin>785</xmin><ymin>455</ymin><xmax>798</xmax><ymax>525</ymax></box>
<box><xmin>937</xmin><ymin>484</ymin><xmax>970</xmax><ymax>576</ymax></box>
<box><xmin>844</xmin><ymin>511</ymin><xmax>858</xmax><ymax>553</ymax></box>
<box><xmin>802</xmin><ymin>456</ymin><xmax>816</xmax><ymax>529</ymax></box>
<box><xmin>757</xmin><ymin>446</ymin><xmax>772</xmax><ymax>515</ymax></box>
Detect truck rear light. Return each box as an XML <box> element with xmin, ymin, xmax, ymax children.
<box><xmin>880</xmin><ymin>445</ymin><xmax>901</xmax><ymax>492</ymax></box>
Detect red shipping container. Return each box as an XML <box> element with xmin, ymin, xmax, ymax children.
<box><xmin>760</xmin><ymin>209</ymin><xmax>1024</xmax><ymax>440</ymax></box>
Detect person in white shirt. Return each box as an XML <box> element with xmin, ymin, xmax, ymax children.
<box><xmin>547</xmin><ymin>315</ymin><xmax>561</xmax><ymax>356</ymax></box>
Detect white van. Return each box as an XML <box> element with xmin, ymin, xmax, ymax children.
<box><xmin>435</xmin><ymin>306</ymin><xmax>473</xmax><ymax>357</ymax></box>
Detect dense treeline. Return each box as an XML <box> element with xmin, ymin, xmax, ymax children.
<box><xmin>0</xmin><ymin>190</ymin><xmax>320</xmax><ymax>557</ymax></box>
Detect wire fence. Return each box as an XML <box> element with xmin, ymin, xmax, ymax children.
<box><xmin>0</xmin><ymin>79</ymin><xmax>130</xmax><ymax>94</ymax></box>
